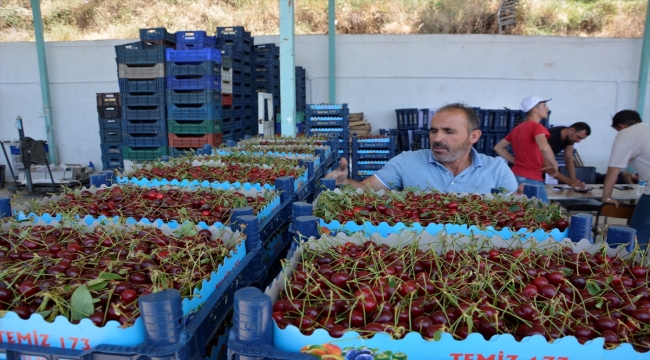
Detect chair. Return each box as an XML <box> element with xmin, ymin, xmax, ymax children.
<box><xmin>595</xmin><ymin>203</ymin><xmax>636</xmax><ymax>226</ymax></box>
<box><xmin>556</xmin><ymin>166</ymin><xmax>602</xmax><ymax>212</ymax></box>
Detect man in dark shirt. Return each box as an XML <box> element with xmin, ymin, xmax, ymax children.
<box><xmin>546</xmin><ymin>122</ymin><xmax>591</xmax><ymax>188</ymax></box>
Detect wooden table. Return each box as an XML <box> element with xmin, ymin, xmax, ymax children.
<box><xmin>545</xmin><ymin>184</ymin><xmax>640</xmax><ymax>201</ymax></box>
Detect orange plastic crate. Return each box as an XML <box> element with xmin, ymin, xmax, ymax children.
<box><xmin>167</xmin><ymin>132</ymin><xmax>223</xmax><ymax>147</ymax></box>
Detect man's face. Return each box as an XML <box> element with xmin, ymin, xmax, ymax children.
<box><xmin>428</xmin><ymin>109</ymin><xmax>480</xmax><ymax>163</ymax></box>
<box><xmin>567</xmin><ymin>129</ymin><xmax>588</xmax><ymax>145</ymax></box>
<box><xmin>533</xmin><ymin>102</ymin><xmax>550</xmax><ymax>119</ymax></box>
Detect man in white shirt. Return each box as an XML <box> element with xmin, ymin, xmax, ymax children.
<box><xmin>602</xmin><ymin>110</ymin><xmax>650</xmax><ymax>248</ymax></box>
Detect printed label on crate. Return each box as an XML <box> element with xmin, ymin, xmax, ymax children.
<box><xmin>266</xmin><ymin>234</ymin><xmax>650</xmax><ymax>360</ymax></box>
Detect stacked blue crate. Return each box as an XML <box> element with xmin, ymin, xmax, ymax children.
<box><xmin>350</xmin><ymin>134</ymin><xmax>396</xmax><ymax>181</ymax></box>
<box><xmin>296</xmin><ymin>66</ymin><xmax>306</xmax><ymax>112</ymax></box>
<box><xmin>379</xmin><ymin>128</ymin><xmax>401</xmax><ymax>154</ymax></box>
<box><xmin>253</xmin><ymin>43</ymin><xmax>280</xmax><ymax>135</ymax></box>
<box><xmin>166</xmin><ymin>46</ymin><xmax>223</xmax><ymax>154</ymax></box>
<box><xmin>306</xmin><ymin>104</ymin><xmax>350</xmax><ymax>165</ymax></box>
<box><xmin>473</xmin><ymin>108</ymin><xmax>550</xmax><ymax>156</ymax></box>
<box><xmin>97</xmin><ymin>93</ymin><xmax>124</xmax><ymax>170</ymax></box>
<box><xmin>395</xmin><ymin>108</ymin><xmax>419</xmax><ymax>153</ymax></box>
<box><xmin>218</xmin><ymin>26</ymin><xmax>254</xmax><ymax>141</ymax></box>
<box><xmin>115</xmin><ymin>28</ymin><xmax>174</xmax><ymax>161</ymax></box>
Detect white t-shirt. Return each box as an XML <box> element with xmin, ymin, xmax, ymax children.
<box><xmin>608</xmin><ymin>123</ymin><xmax>650</xmax><ymax>194</ymax></box>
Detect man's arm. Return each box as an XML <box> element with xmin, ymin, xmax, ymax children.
<box><xmin>324</xmin><ymin>157</ymin><xmax>389</xmax><ymax>191</ymax></box>
<box><xmin>534</xmin><ymin>134</ymin><xmax>559</xmax><ymax>173</ymax></box>
<box><xmin>602</xmin><ymin>166</ymin><xmax>622</xmax><ymax>207</ymax></box>
<box><xmin>493</xmin><ymin>138</ymin><xmax>515</xmax><ymax>164</ymax></box>
<box><xmin>563</xmin><ymin>145</ymin><xmax>578</xmax><ymax>180</ymax></box>
<box><xmin>543</xmin><ymin>159</ymin><xmax>586</xmax><ymax>189</ymax></box>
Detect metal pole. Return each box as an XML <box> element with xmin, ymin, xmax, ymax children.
<box><xmin>637</xmin><ymin>1</ymin><xmax>650</xmax><ymax>119</ymax></box>
<box><xmin>328</xmin><ymin>0</ymin><xmax>336</xmax><ymax>103</ymax></box>
<box><xmin>279</xmin><ymin>0</ymin><xmax>296</xmax><ymax>137</ymax></box>
<box><xmin>30</xmin><ymin>0</ymin><xmax>58</xmax><ymax>164</ymax></box>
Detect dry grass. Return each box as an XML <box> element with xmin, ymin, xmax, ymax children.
<box><xmin>0</xmin><ymin>0</ymin><xmax>645</xmax><ymax>42</ymax></box>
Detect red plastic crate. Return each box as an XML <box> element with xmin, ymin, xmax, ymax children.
<box><xmin>168</xmin><ymin>132</ymin><xmax>223</xmax><ymax>147</ymax></box>
<box><xmin>222</xmin><ymin>94</ymin><xmax>232</xmax><ymax>107</ymax></box>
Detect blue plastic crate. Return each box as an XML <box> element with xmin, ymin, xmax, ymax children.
<box><xmin>222</xmin><ymin>116</ymin><xmax>243</xmax><ymax>131</ymax></box>
<box><xmin>480</xmin><ymin>132</ymin><xmax>497</xmax><ymax>154</ymax></box>
<box><xmin>175</xmin><ymin>31</ymin><xmax>216</xmax><ymax>50</ymax></box>
<box><xmin>0</xmin><ymin>220</ymin><xmax>269</xmax><ymax>360</ymax></box>
<box><xmin>508</xmin><ymin>109</ymin><xmax>525</xmax><ymax>130</ymax></box>
<box><xmin>352</xmin><ymin>160</ymin><xmax>388</xmax><ymax>171</ymax></box>
<box><xmin>395</xmin><ymin>108</ymin><xmax>419</xmax><ymax>130</ymax></box>
<box><xmin>97</xmin><ymin>106</ymin><xmax>122</xmax><ymax>119</ymax></box>
<box><xmin>352</xmin><ymin>150</ymin><xmax>392</xmax><ymax>161</ymax></box>
<box><xmin>122</xmin><ymin>105</ymin><xmax>166</xmax><ymax>120</ymax></box>
<box><xmin>234</xmin><ymin>71</ymin><xmax>254</xmax><ymax>84</ymax></box>
<box><xmin>254</xmin><ymin>43</ymin><xmax>279</xmax><ymax>54</ymax></box>
<box><xmin>166</xmin><ymin>74</ymin><xmax>221</xmax><ymax>91</ymax></box>
<box><xmin>166</xmin><ymin>61</ymin><xmax>221</xmax><ymax>77</ymax></box>
<box><xmin>166</xmin><ymin>89</ymin><xmax>221</xmax><ymax>105</ymax></box>
<box><xmin>222</xmin><ymin>127</ymin><xmax>244</xmax><ymax>141</ymax></box>
<box><xmin>139</xmin><ymin>27</ymin><xmax>175</xmax><ymax>44</ymax></box>
<box><xmin>398</xmin><ymin>129</ymin><xmax>412</xmax><ymax>151</ymax></box>
<box><xmin>474</xmin><ymin>135</ymin><xmax>486</xmax><ymax>153</ymax></box>
<box><xmin>307</xmin><ymin>103</ymin><xmax>349</xmax><ymax>116</ymax></box>
<box><xmin>254</xmin><ymin>64</ymin><xmax>280</xmax><ymax>74</ymax></box>
<box><xmin>122</xmin><ymin>91</ymin><xmax>166</xmax><ymax>107</ymax></box>
<box><xmin>493</xmin><ymin>109</ymin><xmax>510</xmax><ymax>131</ymax></box>
<box><xmin>99</xmin><ymin>126</ymin><xmax>123</xmax><ymax>143</ymax></box>
<box><xmin>217</xmin><ymin>26</ymin><xmax>252</xmax><ymax>42</ymax></box>
<box><xmin>167</xmin><ymin>103</ymin><xmax>222</xmax><ymax>121</ymax></box>
<box><xmin>122</xmin><ymin>118</ymin><xmax>167</xmax><ymax>134</ymax></box>
<box><xmin>254</xmin><ymin>51</ymin><xmax>280</xmax><ymax>65</ymax></box>
<box><xmin>220</xmin><ymin>47</ymin><xmax>251</xmax><ymax>62</ymax></box>
<box><xmin>101</xmin><ymin>143</ymin><xmax>124</xmax><ymax>158</ymax></box>
<box><xmin>306</xmin><ymin>116</ymin><xmax>348</xmax><ymax>127</ymax></box>
<box><xmin>101</xmin><ymin>156</ymin><xmax>124</xmax><ymax>171</ymax></box>
<box><xmin>98</xmin><ymin>117</ymin><xmax>122</xmax><ymax>132</ymax></box>
<box><xmin>253</xmin><ymin>73</ymin><xmax>280</xmax><ymax>86</ymax></box>
<box><xmin>122</xmin><ymin>132</ymin><xmax>169</xmax><ymax>147</ymax></box>
<box><xmin>115</xmin><ymin>41</ymin><xmax>166</xmax><ymax>65</ymax></box>
<box><xmin>233</xmin><ymin>85</ymin><xmax>254</xmax><ymax>98</ymax></box>
<box><xmin>479</xmin><ymin>109</ymin><xmax>495</xmax><ymax>131</ymax></box>
<box><xmin>118</xmin><ymin>77</ymin><xmax>166</xmax><ymax>94</ymax></box>
<box><xmin>412</xmin><ymin>129</ymin><xmax>430</xmax><ymax>150</ymax></box>
<box><xmin>166</xmin><ymin>48</ymin><xmax>222</xmax><ymax>64</ymax></box>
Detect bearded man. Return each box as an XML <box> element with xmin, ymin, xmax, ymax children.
<box><xmin>326</xmin><ymin>103</ymin><xmax>518</xmax><ymax>194</ymax></box>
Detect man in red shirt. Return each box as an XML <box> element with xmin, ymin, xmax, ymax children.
<box><xmin>493</xmin><ymin>96</ymin><xmax>559</xmax><ymax>203</ymax></box>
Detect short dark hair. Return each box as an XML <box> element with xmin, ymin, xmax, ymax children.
<box><xmin>612</xmin><ymin>110</ymin><xmax>642</xmax><ymax>128</ymax></box>
<box><xmin>569</xmin><ymin>122</ymin><xmax>591</xmax><ymax>136</ymax></box>
<box><xmin>436</xmin><ymin>103</ymin><xmax>480</xmax><ymax>132</ymax></box>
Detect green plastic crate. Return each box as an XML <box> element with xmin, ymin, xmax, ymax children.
<box><xmin>275</xmin><ymin>111</ymin><xmax>304</xmax><ymax>124</ymax></box>
<box><xmin>122</xmin><ymin>146</ymin><xmax>168</xmax><ymax>161</ymax></box>
<box><xmin>167</xmin><ymin>119</ymin><xmax>222</xmax><ymax>134</ymax></box>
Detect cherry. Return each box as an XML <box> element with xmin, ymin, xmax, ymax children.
<box><xmin>12</xmin><ymin>305</ymin><xmax>32</xmax><ymax>319</ymax></box>
<box><xmin>120</xmin><ymin>289</ymin><xmax>138</xmax><ymax>304</ymax></box>
<box><xmin>17</xmin><ymin>282</ymin><xmax>39</xmax><ymax>298</ymax></box>
<box><xmin>88</xmin><ymin>312</ymin><xmax>106</xmax><ymax>327</ymax></box>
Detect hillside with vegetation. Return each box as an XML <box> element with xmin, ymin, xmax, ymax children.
<box><xmin>0</xmin><ymin>0</ymin><xmax>646</xmax><ymax>42</ymax></box>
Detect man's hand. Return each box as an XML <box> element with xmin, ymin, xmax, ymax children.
<box><xmin>541</xmin><ymin>162</ymin><xmax>559</xmax><ymax>176</ymax></box>
<box><xmin>567</xmin><ymin>179</ymin><xmax>586</xmax><ymax>190</ymax></box>
<box><xmin>513</xmin><ymin>183</ymin><xmax>525</xmax><ymax>197</ymax></box>
<box><xmin>324</xmin><ymin>157</ymin><xmax>349</xmax><ymax>185</ymax></box>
